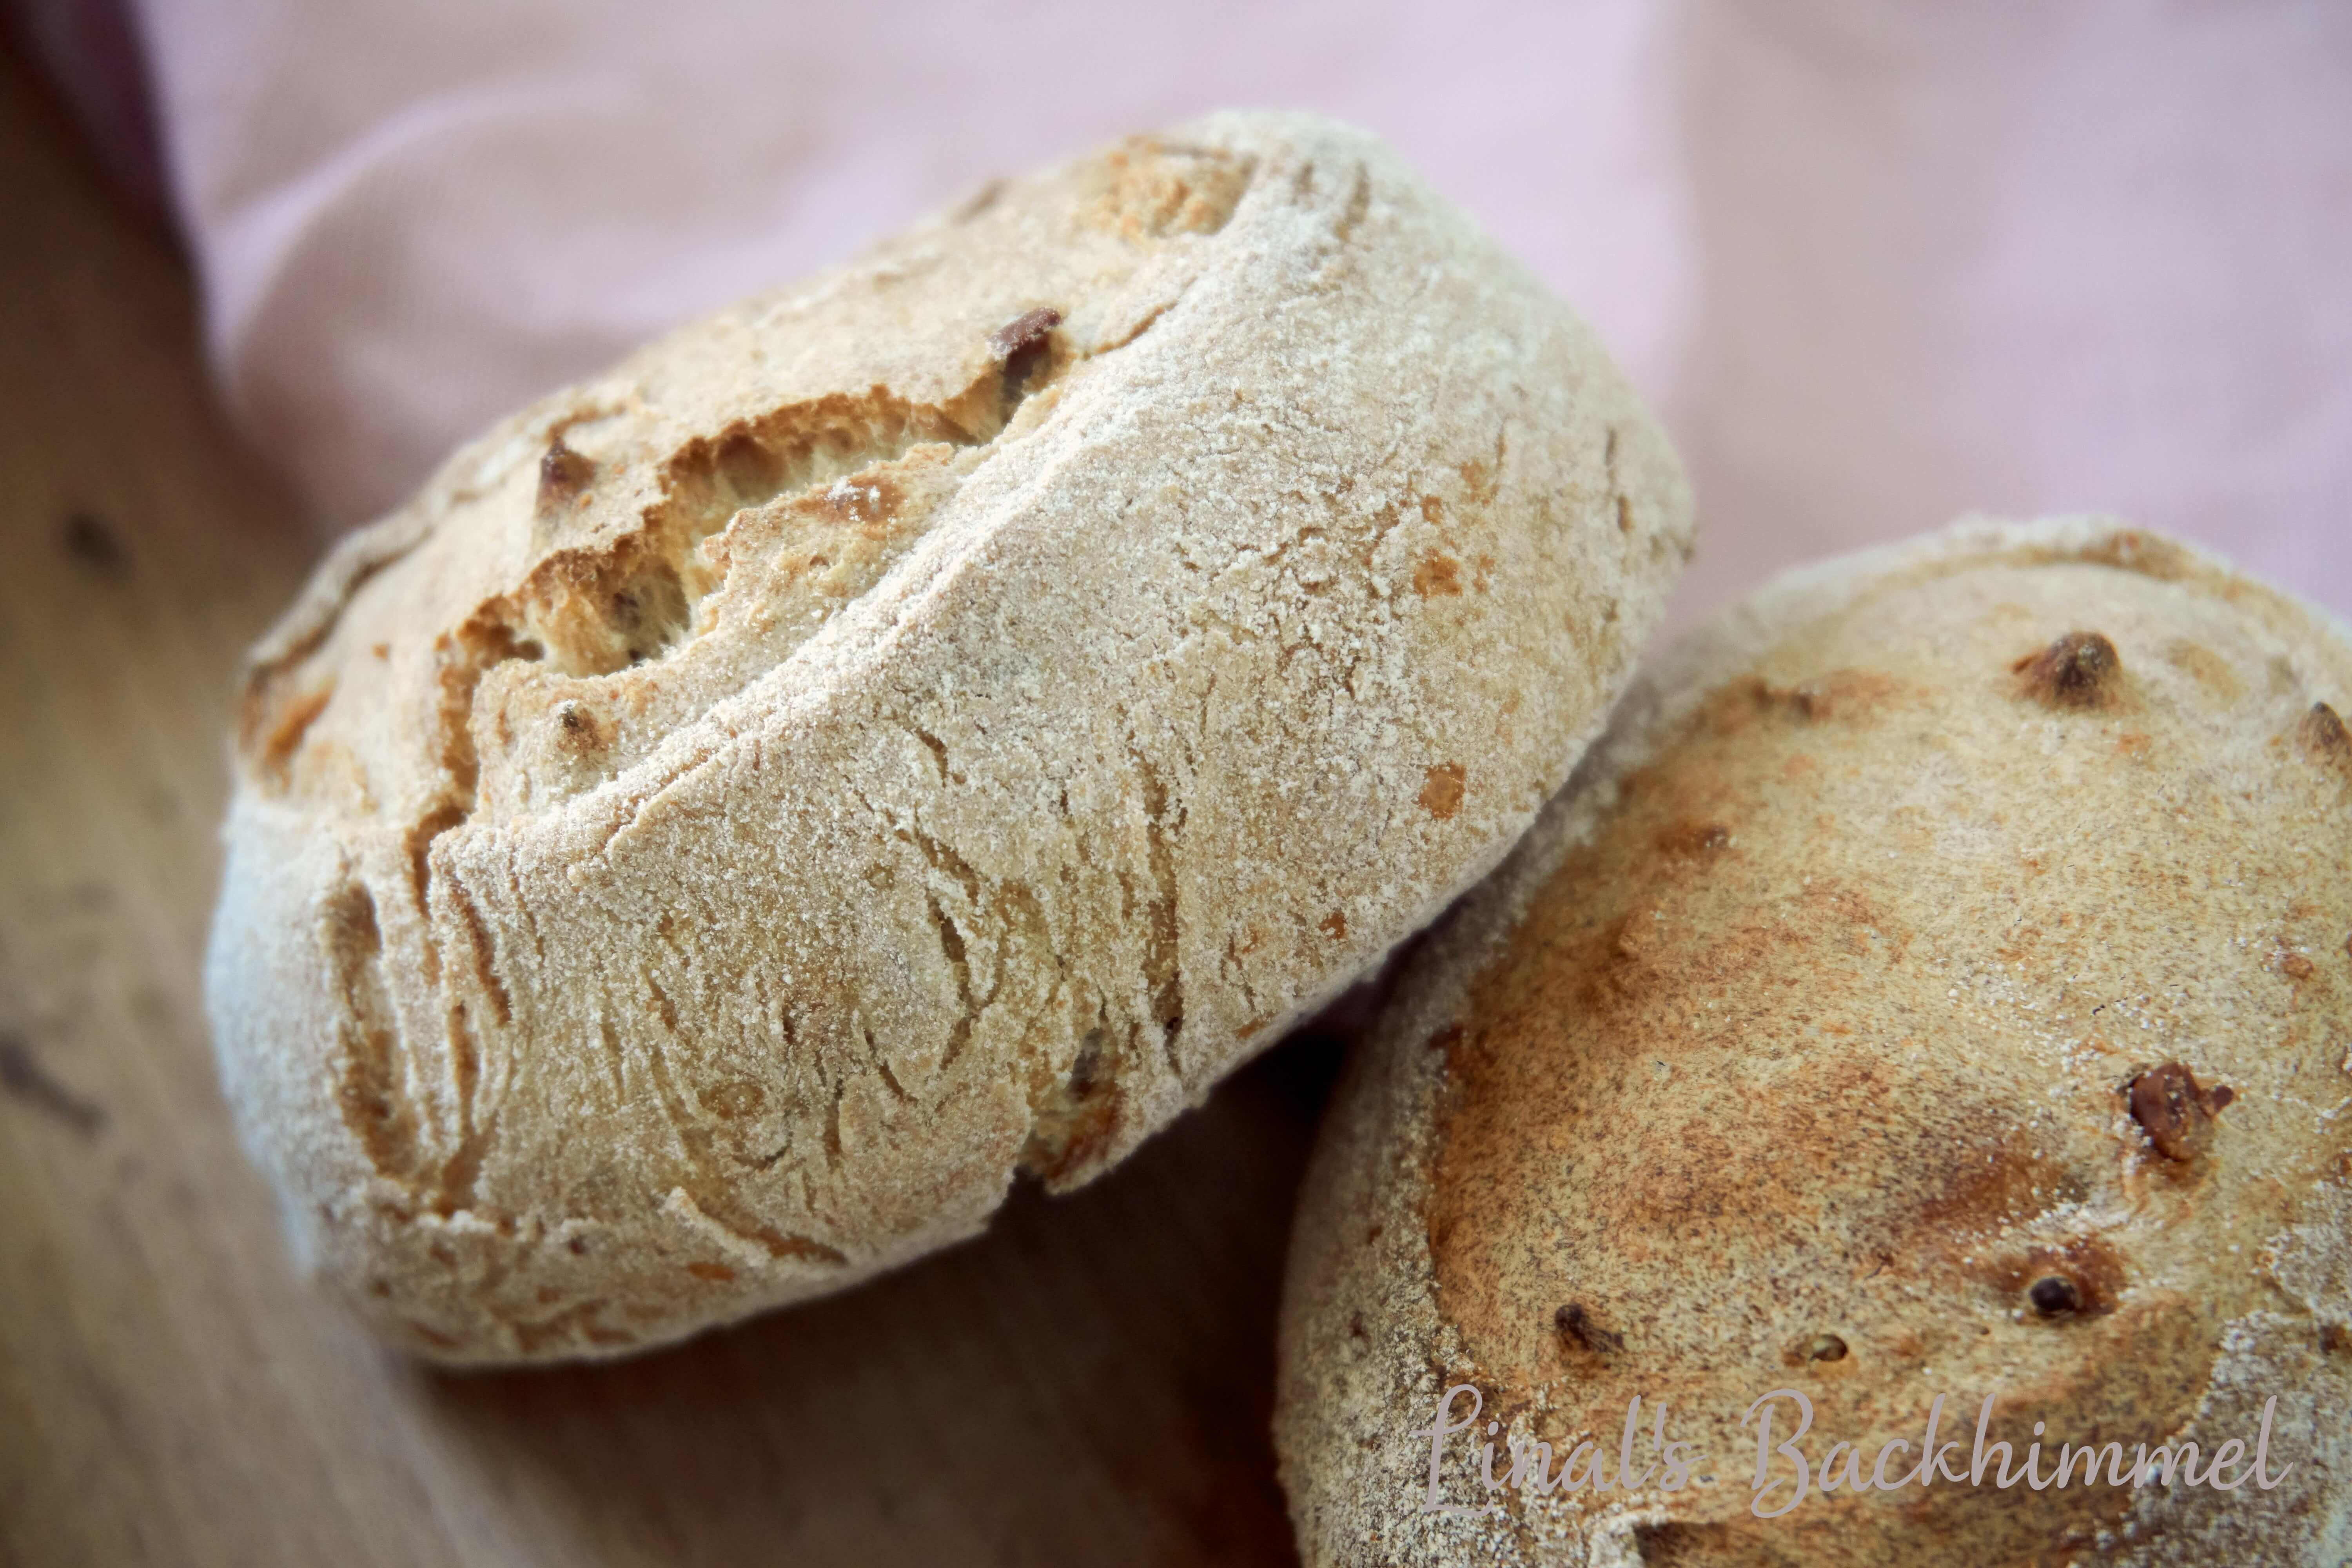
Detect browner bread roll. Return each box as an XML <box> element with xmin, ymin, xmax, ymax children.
<box><xmin>1276</xmin><ymin>519</ymin><xmax>2352</xmax><ymax>1564</ymax></box>
<box><xmin>205</xmin><ymin>110</ymin><xmax>1693</xmax><ymax>1361</ymax></box>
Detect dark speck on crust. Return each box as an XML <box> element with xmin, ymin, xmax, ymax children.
<box><xmin>2028</xmin><ymin>1276</ymin><xmax>2081</xmax><ymax>1317</ymax></box>
<box><xmin>2129</xmin><ymin>1062</ymin><xmax>2231</xmax><ymax>1161</ymax></box>
<box><xmin>1556</xmin><ymin>1301</ymin><xmax>1624</xmax><ymax>1354</ymax></box>
<box><xmin>2014</xmin><ymin>631</ymin><xmax>2123</xmax><ymax>709</ymax></box>
<box><xmin>2303</xmin><ymin>702</ymin><xmax>2351</xmax><ymax>767</ymax></box>
<box><xmin>988</xmin><ymin>307</ymin><xmax>1062</xmax><ymax>360</ymax></box>
<box><xmin>537</xmin><ymin>437</ymin><xmax>596</xmax><ymax>511</ymax></box>
<box><xmin>991</xmin><ymin>307</ymin><xmax>1062</xmax><ymax>417</ymax></box>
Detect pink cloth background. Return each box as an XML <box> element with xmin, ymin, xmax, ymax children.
<box><xmin>67</xmin><ymin>2</ymin><xmax>2352</xmax><ymax>620</ymax></box>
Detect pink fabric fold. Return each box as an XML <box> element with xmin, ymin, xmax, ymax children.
<box><xmin>111</xmin><ymin>0</ymin><xmax>2352</xmax><ymax>618</ymax></box>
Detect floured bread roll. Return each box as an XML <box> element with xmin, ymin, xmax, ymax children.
<box><xmin>205</xmin><ymin>110</ymin><xmax>1692</xmax><ymax>1362</ymax></box>
<box><xmin>1276</xmin><ymin>519</ymin><xmax>2352</xmax><ymax>1565</ymax></box>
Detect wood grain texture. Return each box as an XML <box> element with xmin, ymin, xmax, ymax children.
<box><xmin>0</xmin><ymin>46</ymin><xmax>1315</xmax><ymax>1567</ymax></box>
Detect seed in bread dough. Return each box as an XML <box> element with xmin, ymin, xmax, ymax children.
<box><xmin>987</xmin><ymin>306</ymin><xmax>1062</xmax><ymax>359</ymax></box>
<box><xmin>2305</xmin><ymin>701</ymin><xmax>2351</xmax><ymax>768</ymax></box>
<box><xmin>2014</xmin><ymin>628</ymin><xmax>2123</xmax><ymax>708</ymax></box>
<box><xmin>536</xmin><ymin>437</ymin><xmax>595</xmax><ymax>512</ymax></box>
<box><xmin>1555</xmin><ymin>1302</ymin><xmax>1622</xmax><ymax>1355</ymax></box>
<box><xmin>2027</xmin><ymin>1275</ymin><xmax>2082</xmax><ymax>1317</ymax></box>
<box><xmin>2128</xmin><ymin>1062</ymin><xmax>2233</xmax><ymax>1161</ymax></box>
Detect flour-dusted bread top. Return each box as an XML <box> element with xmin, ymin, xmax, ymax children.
<box><xmin>1276</xmin><ymin>519</ymin><xmax>2352</xmax><ymax>1565</ymax></box>
<box><xmin>205</xmin><ymin>110</ymin><xmax>1693</xmax><ymax>1363</ymax></box>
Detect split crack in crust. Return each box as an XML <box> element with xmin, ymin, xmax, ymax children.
<box><xmin>204</xmin><ymin>111</ymin><xmax>1693</xmax><ymax>1362</ymax></box>
<box><xmin>309</xmin><ymin>369</ymin><xmax>1078</xmax><ymax>1263</ymax></box>
<box><xmin>260</xmin><ymin>171</ymin><xmax>1196</xmax><ymax>1223</ymax></box>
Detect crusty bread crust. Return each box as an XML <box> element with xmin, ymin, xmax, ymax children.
<box><xmin>204</xmin><ymin>110</ymin><xmax>1692</xmax><ymax>1362</ymax></box>
<box><xmin>1276</xmin><ymin>519</ymin><xmax>2352</xmax><ymax>1565</ymax></box>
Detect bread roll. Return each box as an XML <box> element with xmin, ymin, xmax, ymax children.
<box><xmin>205</xmin><ymin>110</ymin><xmax>1692</xmax><ymax>1362</ymax></box>
<box><xmin>1276</xmin><ymin>519</ymin><xmax>2352</xmax><ymax>1564</ymax></box>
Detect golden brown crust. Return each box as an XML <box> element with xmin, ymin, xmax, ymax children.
<box><xmin>204</xmin><ymin>110</ymin><xmax>1693</xmax><ymax>1363</ymax></box>
<box><xmin>1277</xmin><ymin>519</ymin><xmax>2352</xmax><ymax>1565</ymax></box>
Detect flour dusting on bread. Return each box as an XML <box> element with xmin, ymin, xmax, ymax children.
<box><xmin>1276</xmin><ymin>519</ymin><xmax>2352</xmax><ymax>1565</ymax></box>
<box><xmin>206</xmin><ymin>110</ymin><xmax>1692</xmax><ymax>1363</ymax></box>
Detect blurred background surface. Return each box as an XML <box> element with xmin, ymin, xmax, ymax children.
<box><xmin>13</xmin><ymin>0</ymin><xmax>2350</xmax><ymax>619</ymax></box>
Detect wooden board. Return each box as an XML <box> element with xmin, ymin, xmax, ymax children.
<box><xmin>0</xmin><ymin>47</ymin><xmax>1322</xmax><ymax>1566</ymax></box>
